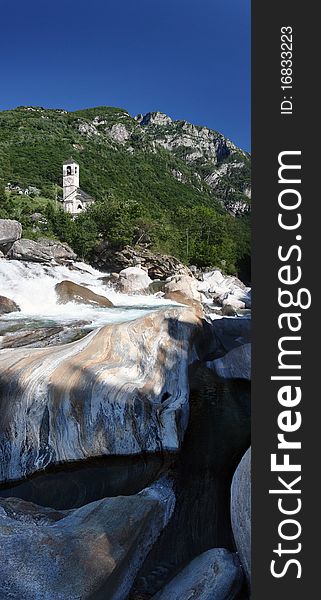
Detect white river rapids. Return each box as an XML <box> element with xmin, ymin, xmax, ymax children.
<box><xmin>0</xmin><ymin>259</ymin><xmax>174</xmax><ymax>330</ymax></box>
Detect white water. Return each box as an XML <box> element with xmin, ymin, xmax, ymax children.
<box><xmin>0</xmin><ymin>260</ymin><xmax>174</xmax><ymax>328</ymax></box>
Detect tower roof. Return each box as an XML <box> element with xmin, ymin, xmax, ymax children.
<box><xmin>63</xmin><ymin>157</ymin><xmax>79</xmax><ymax>165</ymax></box>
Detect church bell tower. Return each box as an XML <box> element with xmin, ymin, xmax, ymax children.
<box><xmin>63</xmin><ymin>158</ymin><xmax>79</xmax><ymax>201</ymax></box>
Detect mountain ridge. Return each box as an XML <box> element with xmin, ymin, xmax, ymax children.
<box><xmin>0</xmin><ymin>106</ymin><xmax>250</xmax><ymax>275</ymax></box>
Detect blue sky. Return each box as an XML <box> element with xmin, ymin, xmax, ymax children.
<box><xmin>0</xmin><ymin>0</ymin><xmax>250</xmax><ymax>150</ymax></box>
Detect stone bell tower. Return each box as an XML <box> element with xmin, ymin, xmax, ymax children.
<box><xmin>62</xmin><ymin>157</ymin><xmax>94</xmax><ymax>215</ymax></box>
<box><xmin>63</xmin><ymin>158</ymin><xmax>79</xmax><ymax>201</ymax></box>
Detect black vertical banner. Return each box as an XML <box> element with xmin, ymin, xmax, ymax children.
<box><xmin>252</xmin><ymin>1</ymin><xmax>318</xmax><ymax>599</ymax></box>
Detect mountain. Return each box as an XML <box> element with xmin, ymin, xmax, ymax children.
<box><xmin>0</xmin><ymin>106</ymin><xmax>251</xmax><ymax>275</ymax></box>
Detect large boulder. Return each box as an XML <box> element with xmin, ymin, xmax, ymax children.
<box><xmin>0</xmin><ymin>219</ymin><xmax>22</xmax><ymax>253</ymax></box>
<box><xmin>152</xmin><ymin>548</ymin><xmax>243</xmax><ymax>600</ymax></box>
<box><xmin>55</xmin><ymin>280</ymin><xmax>113</xmax><ymax>307</ymax></box>
<box><xmin>164</xmin><ymin>274</ymin><xmax>201</xmax><ymax>303</ymax></box>
<box><xmin>207</xmin><ymin>343</ymin><xmax>251</xmax><ymax>381</ymax></box>
<box><xmin>116</xmin><ymin>266</ymin><xmax>152</xmax><ymax>295</ymax></box>
<box><xmin>0</xmin><ymin>478</ymin><xmax>175</xmax><ymax>600</ymax></box>
<box><xmin>0</xmin><ymin>296</ymin><xmax>21</xmax><ymax>316</ymax></box>
<box><xmin>92</xmin><ymin>244</ymin><xmax>192</xmax><ymax>280</ymax></box>
<box><xmin>231</xmin><ymin>447</ymin><xmax>251</xmax><ymax>588</ymax></box>
<box><xmin>200</xmin><ymin>317</ymin><xmax>251</xmax><ymax>362</ymax></box>
<box><xmin>0</xmin><ymin>307</ymin><xmax>201</xmax><ymax>483</ymax></box>
<box><xmin>197</xmin><ymin>269</ymin><xmax>226</xmax><ymax>292</ymax></box>
<box><xmin>7</xmin><ymin>238</ymin><xmax>76</xmax><ymax>263</ymax></box>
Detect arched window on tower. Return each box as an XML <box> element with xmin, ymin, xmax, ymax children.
<box><xmin>67</xmin><ymin>166</ymin><xmax>72</xmax><ymax>175</ymax></box>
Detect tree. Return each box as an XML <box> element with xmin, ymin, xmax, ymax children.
<box><xmin>0</xmin><ymin>186</ymin><xmax>14</xmax><ymax>218</ymax></box>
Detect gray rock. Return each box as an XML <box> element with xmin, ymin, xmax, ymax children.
<box><xmin>0</xmin><ymin>478</ymin><xmax>175</xmax><ymax>600</ymax></box>
<box><xmin>92</xmin><ymin>244</ymin><xmax>192</xmax><ymax>280</ymax></box>
<box><xmin>7</xmin><ymin>238</ymin><xmax>76</xmax><ymax>263</ymax></box>
<box><xmin>0</xmin><ymin>296</ymin><xmax>21</xmax><ymax>316</ymax></box>
<box><xmin>164</xmin><ymin>274</ymin><xmax>201</xmax><ymax>302</ymax></box>
<box><xmin>139</xmin><ymin>112</ymin><xmax>173</xmax><ymax>127</ymax></box>
<box><xmin>116</xmin><ymin>266</ymin><xmax>152</xmax><ymax>295</ymax></box>
<box><xmin>205</xmin><ymin>165</ymin><xmax>251</xmax><ymax>216</ymax></box>
<box><xmin>197</xmin><ymin>269</ymin><xmax>225</xmax><ymax>292</ymax></box>
<box><xmin>199</xmin><ymin>317</ymin><xmax>251</xmax><ymax>362</ymax></box>
<box><xmin>0</xmin><ymin>219</ymin><xmax>22</xmax><ymax>253</ymax></box>
<box><xmin>108</xmin><ymin>123</ymin><xmax>130</xmax><ymax>143</ymax></box>
<box><xmin>197</xmin><ymin>271</ymin><xmax>250</xmax><ymax>310</ymax></box>
<box><xmin>0</xmin><ymin>326</ymin><xmax>65</xmax><ymax>349</ymax></box>
<box><xmin>207</xmin><ymin>343</ymin><xmax>251</xmax><ymax>381</ymax></box>
<box><xmin>222</xmin><ymin>297</ymin><xmax>246</xmax><ymax>315</ymax></box>
<box><xmin>78</xmin><ymin>121</ymin><xmax>99</xmax><ymax>136</ymax></box>
<box><xmin>152</xmin><ymin>548</ymin><xmax>243</xmax><ymax>600</ymax></box>
<box><xmin>98</xmin><ymin>273</ymin><xmax>120</xmax><ymax>286</ymax></box>
<box><xmin>231</xmin><ymin>448</ymin><xmax>251</xmax><ymax>588</ymax></box>
<box><xmin>144</xmin><ymin>118</ymin><xmax>236</xmax><ymax>166</ymax></box>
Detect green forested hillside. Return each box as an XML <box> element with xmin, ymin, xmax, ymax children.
<box><xmin>0</xmin><ymin>106</ymin><xmax>251</xmax><ymax>275</ymax></box>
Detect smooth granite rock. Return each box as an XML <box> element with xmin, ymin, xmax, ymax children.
<box><xmin>164</xmin><ymin>274</ymin><xmax>201</xmax><ymax>302</ymax></box>
<box><xmin>0</xmin><ymin>219</ymin><xmax>22</xmax><ymax>253</ymax></box>
<box><xmin>0</xmin><ymin>478</ymin><xmax>175</xmax><ymax>600</ymax></box>
<box><xmin>207</xmin><ymin>344</ymin><xmax>251</xmax><ymax>381</ymax></box>
<box><xmin>152</xmin><ymin>548</ymin><xmax>243</xmax><ymax>600</ymax></box>
<box><xmin>201</xmin><ymin>318</ymin><xmax>251</xmax><ymax>361</ymax></box>
<box><xmin>231</xmin><ymin>447</ymin><xmax>251</xmax><ymax>587</ymax></box>
<box><xmin>55</xmin><ymin>280</ymin><xmax>114</xmax><ymax>307</ymax></box>
<box><xmin>197</xmin><ymin>269</ymin><xmax>250</xmax><ymax>309</ymax></box>
<box><xmin>0</xmin><ymin>295</ymin><xmax>21</xmax><ymax>316</ymax></box>
<box><xmin>0</xmin><ymin>219</ymin><xmax>22</xmax><ymax>245</ymax></box>
<box><xmin>0</xmin><ymin>307</ymin><xmax>201</xmax><ymax>483</ymax></box>
<box><xmin>116</xmin><ymin>266</ymin><xmax>152</xmax><ymax>294</ymax></box>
